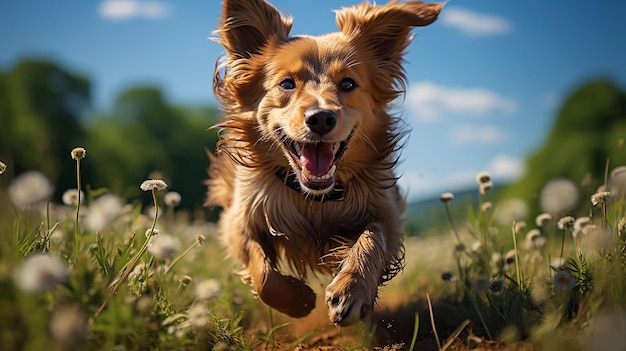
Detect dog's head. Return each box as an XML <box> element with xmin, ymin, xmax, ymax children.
<box><xmin>214</xmin><ymin>0</ymin><xmax>442</xmax><ymax>196</ymax></box>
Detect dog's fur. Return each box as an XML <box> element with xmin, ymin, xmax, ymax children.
<box><xmin>206</xmin><ymin>0</ymin><xmax>441</xmax><ymax>325</ymax></box>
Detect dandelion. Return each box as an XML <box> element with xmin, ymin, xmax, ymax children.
<box><xmin>476</xmin><ymin>171</ymin><xmax>491</xmax><ymax>184</ymax></box>
<box><xmin>513</xmin><ymin>220</ymin><xmax>527</xmax><ymax>233</ymax></box>
<box><xmin>591</xmin><ymin>191</ymin><xmax>611</xmax><ymax>207</ymax></box>
<box><xmin>557</xmin><ymin>216</ymin><xmax>575</xmax><ymax>230</ymax></box>
<box><xmin>472</xmin><ymin>277</ymin><xmax>490</xmax><ymax>294</ymax></box>
<box><xmin>535</xmin><ymin>213</ymin><xmax>552</xmax><ymax>227</ymax></box>
<box><xmin>62</xmin><ymin>189</ymin><xmax>85</xmax><ymax>207</ymax></box>
<box><xmin>196</xmin><ymin>235</ymin><xmax>206</xmax><ymax>245</ymax></box>
<box><xmin>495</xmin><ymin>199</ymin><xmax>528</xmax><ymax>226</ymax></box>
<box><xmin>470</xmin><ymin>241</ymin><xmax>482</xmax><ymax>254</ymax></box>
<box><xmin>187</xmin><ymin>304</ymin><xmax>209</xmax><ymax>330</ymax></box>
<box><xmin>550</xmin><ymin>258</ymin><xmax>566</xmax><ymax>269</ymax></box>
<box><xmin>609</xmin><ymin>165</ymin><xmax>626</xmax><ymax>198</ymax></box>
<box><xmin>539</xmin><ymin>178</ymin><xmax>579</xmax><ymax>214</ymax></box>
<box><xmin>140</xmin><ymin>179</ymin><xmax>168</xmax><ymax>192</ymax></box>
<box><xmin>49</xmin><ymin>306</ymin><xmax>87</xmax><ymax>349</ymax></box>
<box><xmin>148</xmin><ymin>233</ymin><xmax>180</xmax><ymax>260</ymax></box>
<box><xmin>195</xmin><ymin>279</ymin><xmax>221</xmax><ymax>300</ymax></box>
<box><xmin>164</xmin><ymin>191</ymin><xmax>182</xmax><ymax>207</ymax></box>
<box><xmin>128</xmin><ymin>263</ymin><xmax>147</xmax><ymax>281</ymax></box>
<box><xmin>15</xmin><ymin>253</ymin><xmax>68</xmax><ymax>293</ymax></box>
<box><xmin>0</xmin><ymin>160</ymin><xmax>6</xmax><ymax>174</ymax></box>
<box><xmin>440</xmin><ymin>192</ymin><xmax>454</xmax><ymax>203</ymax></box>
<box><xmin>179</xmin><ymin>275</ymin><xmax>193</xmax><ymax>286</ymax></box>
<box><xmin>70</xmin><ymin>147</ymin><xmax>86</xmax><ymax>160</ymax></box>
<box><xmin>479</xmin><ymin>181</ymin><xmax>493</xmax><ymax>195</ymax></box>
<box><xmin>525</xmin><ymin>229</ymin><xmax>546</xmax><ymax>250</ymax></box>
<box><xmin>491</xmin><ymin>252</ymin><xmax>504</xmax><ymax>270</ymax></box>
<box><xmin>8</xmin><ymin>171</ymin><xmax>54</xmax><ymax>207</ymax></box>
<box><xmin>572</xmin><ymin>217</ymin><xmax>591</xmax><ymax>238</ymax></box>
<box><xmin>480</xmin><ymin>201</ymin><xmax>492</xmax><ymax>213</ymax></box>
<box><xmin>85</xmin><ymin>194</ymin><xmax>124</xmax><ymax>232</ymax></box>
<box><xmin>553</xmin><ymin>270</ymin><xmax>576</xmax><ymax>292</ymax></box>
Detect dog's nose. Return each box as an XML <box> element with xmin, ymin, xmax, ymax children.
<box><xmin>305</xmin><ymin>109</ymin><xmax>337</xmax><ymax>136</ymax></box>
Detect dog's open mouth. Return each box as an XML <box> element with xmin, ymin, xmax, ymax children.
<box><xmin>281</xmin><ymin>133</ymin><xmax>351</xmax><ymax>192</ymax></box>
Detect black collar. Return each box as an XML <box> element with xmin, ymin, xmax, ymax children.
<box><xmin>275</xmin><ymin>167</ymin><xmax>344</xmax><ymax>203</ymax></box>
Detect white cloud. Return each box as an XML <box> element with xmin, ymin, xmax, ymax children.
<box><xmin>441</xmin><ymin>7</ymin><xmax>512</xmax><ymax>37</ymax></box>
<box><xmin>486</xmin><ymin>154</ymin><xmax>525</xmax><ymax>181</ymax></box>
<box><xmin>449</xmin><ymin>125</ymin><xmax>508</xmax><ymax>145</ymax></box>
<box><xmin>406</xmin><ymin>81</ymin><xmax>518</xmax><ymax>122</ymax></box>
<box><xmin>99</xmin><ymin>0</ymin><xmax>170</xmax><ymax>20</ymax></box>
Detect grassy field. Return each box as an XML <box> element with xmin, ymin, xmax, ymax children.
<box><xmin>1</xmin><ymin>152</ymin><xmax>625</xmax><ymax>351</ymax></box>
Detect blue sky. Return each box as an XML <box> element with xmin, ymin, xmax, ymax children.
<box><xmin>1</xmin><ymin>0</ymin><xmax>625</xmax><ymax>201</ymax></box>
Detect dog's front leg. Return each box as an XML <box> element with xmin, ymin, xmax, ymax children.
<box><xmin>325</xmin><ymin>223</ymin><xmax>387</xmax><ymax>326</ymax></box>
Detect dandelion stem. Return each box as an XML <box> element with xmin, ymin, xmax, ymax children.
<box><xmin>408</xmin><ymin>312</ymin><xmax>420</xmax><ymax>351</ymax></box>
<box><xmin>511</xmin><ymin>222</ymin><xmax>523</xmax><ymax>289</ymax></box>
<box><xmin>470</xmin><ymin>294</ymin><xmax>493</xmax><ymax>340</ymax></box>
<box><xmin>72</xmin><ymin>158</ymin><xmax>82</xmax><ymax>261</ymax></box>
<box><xmin>164</xmin><ymin>240</ymin><xmax>200</xmax><ymax>275</ymax></box>
<box><xmin>444</xmin><ymin>203</ymin><xmax>461</xmax><ymax>243</ymax></box>
<box><xmin>94</xmin><ymin>188</ymin><xmax>160</xmax><ymax>318</ymax></box>
<box><xmin>427</xmin><ymin>293</ymin><xmax>442</xmax><ymax>351</ymax></box>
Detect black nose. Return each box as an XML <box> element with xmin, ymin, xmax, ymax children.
<box><xmin>305</xmin><ymin>109</ymin><xmax>337</xmax><ymax>136</ymax></box>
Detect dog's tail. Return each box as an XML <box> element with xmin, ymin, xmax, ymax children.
<box><xmin>204</xmin><ymin>148</ymin><xmax>235</xmax><ymax>208</ymax></box>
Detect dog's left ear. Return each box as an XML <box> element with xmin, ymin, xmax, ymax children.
<box><xmin>336</xmin><ymin>1</ymin><xmax>443</xmax><ymax>100</ymax></box>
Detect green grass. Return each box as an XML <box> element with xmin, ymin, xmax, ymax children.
<box><xmin>1</xmin><ymin>149</ymin><xmax>626</xmax><ymax>350</ymax></box>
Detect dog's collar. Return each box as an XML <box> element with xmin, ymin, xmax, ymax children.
<box><xmin>275</xmin><ymin>167</ymin><xmax>344</xmax><ymax>202</ymax></box>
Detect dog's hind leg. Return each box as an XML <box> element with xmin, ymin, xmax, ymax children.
<box><xmin>325</xmin><ymin>223</ymin><xmax>387</xmax><ymax>326</ymax></box>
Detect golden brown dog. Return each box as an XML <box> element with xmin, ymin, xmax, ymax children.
<box><xmin>206</xmin><ymin>0</ymin><xmax>441</xmax><ymax>326</ymax></box>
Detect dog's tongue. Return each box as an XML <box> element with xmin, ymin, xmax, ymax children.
<box><xmin>300</xmin><ymin>143</ymin><xmax>334</xmax><ymax>176</ymax></box>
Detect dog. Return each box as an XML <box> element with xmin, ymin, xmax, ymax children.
<box><xmin>206</xmin><ymin>0</ymin><xmax>441</xmax><ymax>326</ymax></box>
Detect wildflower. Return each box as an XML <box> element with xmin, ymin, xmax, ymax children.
<box><xmin>8</xmin><ymin>171</ymin><xmax>54</xmax><ymax>207</ymax></box>
<box><xmin>539</xmin><ymin>178</ymin><xmax>579</xmax><ymax>214</ymax></box>
<box><xmin>195</xmin><ymin>279</ymin><xmax>222</xmax><ymax>300</ymax></box>
<box><xmin>472</xmin><ymin>277</ymin><xmax>490</xmax><ymax>294</ymax></box>
<box><xmin>62</xmin><ymin>189</ymin><xmax>85</xmax><ymax>206</ymax></box>
<box><xmin>196</xmin><ymin>235</ymin><xmax>206</xmax><ymax>245</ymax></box>
<box><xmin>187</xmin><ymin>304</ymin><xmax>209</xmax><ymax>329</ymax></box>
<box><xmin>552</xmin><ymin>270</ymin><xmax>576</xmax><ymax>292</ymax></box>
<box><xmin>491</xmin><ymin>252</ymin><xmax>504</xmax><ymax>269</ymax></box>
<box><xmin>495</xmin><ymin>199</ymin><xmax>528</xmax><ymax>226</ymax></box>
<box><xmin>145</xmin><ymin>228</ymin><xmax>159</xmax><ymax>238</ymax></box>
<box><xmin>535</xmin><ymin>213</ymin><xmax>552</xmax><ymax>227</ymax></box>
<box><xmin>590</xmin><ymin>191</ymin><xmax>611</xmax><ymax>207</ymax></box>
<box><xmin>49</xmin><ymin>306</ymin><xmax>87</xmax><ymax>349</ymax></box>
<box><xmin>480</xmin><ymin>201</ymin><xmax>492</xmax><ymax>213</ymax></box>
<box><xmin>489</xmin><ymin>278</ymin><xmax>505</xmax><ymax>293</ymax></box>
<box><xmin>15</xmin><ymin>253</ymin><xmax>68</xmax><ymax>293</ymax></box>
<box><xmin>454</xmin><ymin>243</ymin><xmax>465</xmax><ymax>254</ymax></box>
<box><xmin>164</xmin><ymin>191</ymin><xmax>182</xmax><ymax>207</ymax></box>
<box><xmin>581</xmin><ymin>225</ymin><xmax>613</xmax><ymax>253</ymax></box>
<box><xmin>513</xmin><ymin>220</ymin><xmax>527</xmax><ymax>233</ymax></box>
<box><xmin>148</xmin><ymin>233</ymin><xmax>180</xmax><ymax>260</ymax></box>
<box><xmin>476</xmin><ymin>171</ymin><xmax>491</xmax><ymax>184</ymax></box>
<box><xmin>70</xmin><ymin>147</ymin><xmax>86</xmax><ymax>160</ymax></box>
<box><xmin>550</xmin><ymin>258</ymin><xmax>565</xmax><ymax>269</ymax></box>
<box><xmin>470</xmin><ymin>241</ymin><xmax>482</xmax><ymax>254</ymax></box>
<box><xmin>0</xmin><ymin>160</ymin><xmax>6</xmax><ymax>174</ymax></box>
<box><xmin>140</xmin><ymin>179</ymin><xmax>168</xmax><ymax>192</ymax></box>
<box><xmin>128</xmin><ymin>263</ymin><xmax>147</xmax><ymax>281</ymax></box>
<box><xmin>440</xmin><ymin>192</ymin><xmax>454</xmax><ymax>203</ymax></box>
<box><xmin>572</xmin><ymin>217</ymin><xmax>591</xmax><ymax>238</ymax></box>
<box><xmin>84</xmin><ymin>194</ymin><xmax>124</xmax><ymax>232</ymax></box>
<box><xmin>557</xmin><ymin>216</ymin><xmax>575</xmax><ymax>230</ymax></box>
<box><xmin>479</xmin><ymin>181</ymin><xmax>493</xmax><ymax>195</ymax></box>
<box><xmin>179</xmin><ymin>275</ymin><xmax>193</xmax><ymax>286</ymax></box>
<box><xmin>525</xmin><ymin>229</ymin><xmax>546</xmax><ymax>250</ymax></box>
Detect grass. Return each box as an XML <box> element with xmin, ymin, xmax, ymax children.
<box><xmin>1</xmin><ymin>148</ymin><xmax>625</xmax><ymax>350</ymax></box>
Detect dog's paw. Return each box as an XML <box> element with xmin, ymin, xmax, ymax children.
<box><xmin>325</xmin><ymin>273</ymin><xmax>375</xmax><ymax>326</ymax></box>
<box><xmin>258</xmin><ymin>271</ymin><xmax>316</xmax><ymax>318</ymax></box>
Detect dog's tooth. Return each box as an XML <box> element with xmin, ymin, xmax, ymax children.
<box><xmin>327</xmin><ymin>165</ymin><xmax>336</xmax><ymax>177</ymax></box>
<box><xmin>294</xmin><ymin>143</ymin><xmax>301</xmax><ymax>155</ymax></box>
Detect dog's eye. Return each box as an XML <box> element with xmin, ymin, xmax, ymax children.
<box><xmin>279</xmin><ymin>79</ymin><xmax>296</xmax><ymax>90</ymax></box>
<box><xmin>339</xmin><ymin>78</ymin><xmax>356</xmax><ymax>92</ymax></box>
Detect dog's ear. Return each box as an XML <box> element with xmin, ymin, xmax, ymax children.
<box><xmin>336</xmin><ymin>1</ymin><xmax>443</xmax><ymax>102</ymax></box>
<box><xmin>215</xmin><ymin>0</ymin><xmax>292</xmax><ymax>60</ymax></box>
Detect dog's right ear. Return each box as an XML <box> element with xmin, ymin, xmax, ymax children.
<box><xmin>215</xmin><ymin>0</ymin><xmax>292</xmax><ymax>60</ymax></box>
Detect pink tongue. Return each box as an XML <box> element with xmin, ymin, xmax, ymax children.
<box><xmin>300</xmin><ymin>143</ymin><xmax>334</xmax><ymax>177</ymax></box>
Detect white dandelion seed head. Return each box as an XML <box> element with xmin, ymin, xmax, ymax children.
<box><xmin>164</xmin><ymin>191</ymin><xmax>182</xmax><ymax>207</ymax></box>
<box><xmin>85</xmin><ymin>194</ymin><xmax>124</xmax><ymax>232</ymax></box>
<box><xmin>608</xmin><ymin>166</ymin><xmax>626</xmax><ymax>199</ymax></box>
<box><xmin>440</xmin><ymin>192</ymin><xmax>454</xmax><ymax>203</ymax></box>
<box><xmin>591</xmin><ymin>191</ymin><xmax>612</xmax><ymax>207</ymax></box>
<box><xmin>140</xmin><ymin>179</ymin><xmax>168</xmax><ymax>192</ymax></box>
<box><xmin>49</xmin><ymin>306</ymin><xmax>87</xmax><ymax>349</ymax></box>
<box><xmin>535</xmin><ymin>213</ymin><xmax>553</xmax><ymax>227</ymax></box>
<box><xmin>148</xmin><ymin>233</ymin><xmax>180</xmax><ymax>260</ymax></box>
<box><xmin>14</xmin><ymin>253</ymin><xmax>68</xmax><ymax>293</ymax></box>
<box><xmin>539</xmin><ymin>178</ymin><xmax>579</xmax><ymax>214</ymax></box>
<box><xmin>8</xmin><ymin>171</ymin><xmax>54</xmax><ymax>208</ymax></box>
<box><xmin>0</xmin><ymin>160</ymin><xmax>6</xmax><ymax>174</ymax></box>
<box><xmin>70</xmin><ymin>147</ymin><xmax>86</xmax><ymax>160</ymax></box>
<box><xmin>187</xmin><ymin>304</ymin><xmax>209</xmax><ymax>330</ymax></box>
<box><xmin>495</xmin><ymin>199</ymin><xmax>529</xmax><ymax>226</ymax></box>
<box><xmin>62</xmin><ymin>189</ymin><xmax>85</xmax><ymax>207</ymax></box>
<box><xmin>195</xmin><ymin>279</ymin><xmax>222</xmax><ymax>300</ymax></box>
<box><xmin>557</xmin><ymin>216</ymin><xmax>576</xmax><ymax>230</ymax></box>
<box><xmin>476</xmin><ymin>171</ymin><xmax>491</xmax><ymax>184</ymax></box>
